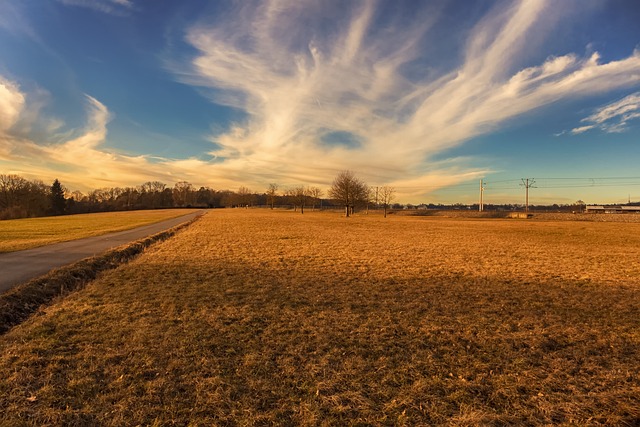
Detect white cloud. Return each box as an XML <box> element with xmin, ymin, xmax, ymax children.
<box><xmin>570</xmin><ymin>92</ymin><xmax>640</xmax><ymax>134</ymax></box>
<box><xmin>175</xmin><ymin>0</ymin><xmax>640</xmax><ymax>200</ymax></box>
<box><xmin>0</xmin><ymin>76</ymin><xmax>25</xmax><ymax>133</ymax></box>
<box><xmin>570</xmin><ymin>125</ymin><xmax>595</xmax><ymax>135</ymax></box>
<box><xmin>57</xmin><ymin>0</ymin><xmax>133</xmax><ymax>15</ymax></box>
<box><xmin>0</xmin><ymin>90</ymin><xmax>270</xmax><ymax>192</ymax></box>
<box><xmin>46</xmin><ymin>95</ymin><xmax>110</xmax><ymax>159</ymax></box>
<box><xmin>4</xmin><ymin>1</ymin><xmax>640</xmax><ymax>201</ymax></box>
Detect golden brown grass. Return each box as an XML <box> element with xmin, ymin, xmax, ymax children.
<box><xmin>1</xmin><ymin>210</ymin><xmax>639</xmax><ymax>425</ymax></box>
<box><xmin>0</xmin><ymin>209</ymin><xmax>200</xmax><ymax>253</ymax></box>
<box><xmin>0</xmin><ymin>216</ymin><xmax>198</xmax><ymax>334</ymax></box>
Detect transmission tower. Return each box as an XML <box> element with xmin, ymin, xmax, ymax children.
<box><xmin>520</xmin><ymin>178</ymin><xmax>536</xmax><ymax>212</ymax></box>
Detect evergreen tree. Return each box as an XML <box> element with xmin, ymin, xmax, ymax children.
<box><xmin>50</xmin><ymin>179</ymin><xmax>66</xmax><ymax>215</ymax></box>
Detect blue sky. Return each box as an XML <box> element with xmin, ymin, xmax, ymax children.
<box><xmin>1</xmin><ymin>0</ymin><xmax>639</xmax><ymax>204</ymax></box>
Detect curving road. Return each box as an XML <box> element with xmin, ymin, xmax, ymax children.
<box><xmin>0</xmin><ymin>210</ymin><xmax>204</xmax><ymax>294</ymax></box>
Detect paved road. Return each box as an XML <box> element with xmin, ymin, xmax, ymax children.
<box><xmin>0</xmin><ymin>210</ymin><xmax>204</xmax><ymax>294</ymax></box>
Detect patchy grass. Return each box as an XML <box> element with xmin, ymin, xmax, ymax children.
<box><xmin>0</xmin><ymin>209</ymin><xmax>200</xmax><ymax>253</ymax></box>
<box><xmin>1</xmin><ymin>210</ymin><xmax>639</xmax><ymax>425</ymax></box>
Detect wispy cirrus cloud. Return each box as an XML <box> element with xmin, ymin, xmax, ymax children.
<box><xmin>571</xmin><ymin>92</ymin><xmax>640</xmax><ymax>134</ymax></box>
<box><xmin>178</xmin><ymin>0</ymin><xmax>640</xmax><ymax>199</ymax></box>
<box><xmin>57</xmin><ymin>0</ymin><xmax>133</xmax><ymax>15</ymax></box>
<box><xmin>3</xmin><ymin>0</ymin><xmax>640</xmax><ymax>201</ymax></box>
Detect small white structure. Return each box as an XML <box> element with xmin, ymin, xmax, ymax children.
<box><xmin>585</xmin><ymin>205</ymin><xmax>640</xmax><ymax>214</ymax></box>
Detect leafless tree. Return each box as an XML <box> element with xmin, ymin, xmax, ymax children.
<box><xmin>0</xmin><ymin>174</ymin><xmax>29</xmax><ymax>211</ymax></box>
<box><xmin>308</xmin><ymin>186</ymin><xmax>323</xmax><ymax>210</ymax></box>
<box><xmin>284</xmin><ymin>186</ymin><xmax>307</xmax><ymax>213</ymax></box>
<box><xmin>69</xmin><ymin>190</ymin><xmax>85</xmax><ymax>202</ymax></box>
<box><xmin>266</xmin><ymin>183</ymin><xmax>279</xmax><ymax>209</ymax></box>
<box><xmin>328</xmin><ymin>170</ymin><xmax>368</xmax><ymax>217</ymax></box>
<box><xmin>173</xmin><ymin>181</ymin><xmax>194</xmax><ymax>207</ymax></box>
<box><xmin>293</xmin><ymin>186</ymin><xmax>308</xmax><ymax>214</ymax></box>
<box><xmin>380</xmin><ymin>186</ymin><xmax>395</xmax><ymax>218</ymax></box>
<box><xmin>237</xmin><ymin>186</ymin><xmax>253</xmax><ymax>207</ymax></box>
<box><xmin>0</xmin><ymin>175</ymin><xmax>52</xmax><ymax>219</ymax></box>
<box><xmin>141</xmin><ymin>181</ymin><xmax>166</xmax><ymax>194</ymax></box>
<box><xmin>138</xmin><ymin>181</ymin><xmax>166</xmax><ymax>208</ymax></box>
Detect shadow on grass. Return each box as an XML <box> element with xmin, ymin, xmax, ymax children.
<box><xmin>2</xmin><ymin>254</ymin><xmax>638</xmax><ymax>425</ymax></box>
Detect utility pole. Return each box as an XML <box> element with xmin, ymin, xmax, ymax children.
<box><xmin>521</xmin><ymin>178</ymin><xmax>536</xmax><ymax>212</ymax></box>
<box><xmin>479</xmin><ymin>179</ymin><xmax>484</xmax><ymax>212</ymax></box>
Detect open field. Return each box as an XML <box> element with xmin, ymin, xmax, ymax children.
<box><xmin>1</xmin><ymin>210</ymin><xmax>639</xmax><ymax>425</ymax></box>
<box><xmin>0</xmin><ymin>209</ymin><xmax>200</xmax><ymax>253</ymax></box>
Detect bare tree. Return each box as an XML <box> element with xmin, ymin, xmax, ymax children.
<box><xmin>283</xmin><ymin>186</ymin><xmax>307</xmax><ymax>213</ymax></box>
<box><xmin>293</xmin><ymin>186</ymin><xmax>308</xmax><ymax>214</ymax></box>
<box><xmin>237</xmin><ymin>186</ymin><xmax>253</xmax><ymax>207</ymax></box>
<box><xmin>328</xmin><ymin>170</ymin><xmax>368</xmax><ymax>217</ymax></box>
<box><xmin>139</xmin><ymin>181</ymin><xmax>166</xmax><ymax>209</ymax></box>
<box><xmin>0</xmin><ymin>174</ymin><xmax>26</xmax><ymax>211</ymax></box>
<box><xmin>0</xmin><ymin>174</ymin><xmax>51</xmax><ymax>219</ymax></box>
<box><xmin>141</xmin><ymin>181</ymin><xmax>166</xmax><ymax>194</ymax></box>
<box><xmin>266</xmin><ymin>183</ymin><xmax>279</xmax><ymax>209</ymax></box>
<box><xmin>69</xmin><ymin>190</ymin><xmax>85</xmax><ymax>202</ymax></box>
<box><xmin>380</xmin><ymin>186</ymin><xmax>396</xmax><ymax>218</ymax></box>
<box><xmin>88</xmin><ymin>188</ymin><xmax>106</xmax><ymax>205</ymax></box>
<box><xmin>308</xmin><ymin>186</ymin><xmax>323</xmax><ymax>210</ymax></box>
<box><xmin>173</xmin><ymin>181</ymin><xmax>194</xmax><ymax>207</ymax></box>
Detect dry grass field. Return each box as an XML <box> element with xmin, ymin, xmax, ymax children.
<box><xmin>1</xmin><ymin>210</ymin><xmax>639</xmax><ymax>425</ymax></box>
<box><xmin>0</xmin><ymin>209</ymin><xmax>200</xmax><ymax>253</ymax></box>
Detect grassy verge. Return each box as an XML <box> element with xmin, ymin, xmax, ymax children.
<box><xmin>0</xmin><ymin>215</ymin><xmax>199</xmax><ymax>334</ymax></box>
<box><xmin>0</xmin><ymin>210</ymin><xmax>639</xmax><ymax>425</ymax></box>
<box><xmin>0</xmin><ymin>209</ymin><xmax>200</xmax><ymax>253</ymax></box>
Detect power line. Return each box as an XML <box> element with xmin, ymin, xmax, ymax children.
<box><xmin>384</xmin><ymin>177</ymin><xmax>640</xmax><ymax>196</ymax></box>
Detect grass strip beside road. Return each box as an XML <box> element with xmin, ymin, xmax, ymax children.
<box><xmin>0</xmin><ymin>214</ymin><xmax>199</xmax><ymax>334</ymax></box>
<box><xmin>0</xmin><ymin>209</ymin><xmax>200</xmax><ymax>253</ymax></box>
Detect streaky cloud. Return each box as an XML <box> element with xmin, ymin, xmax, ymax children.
<box><xmin>570</xmin><ymin>91</ymin><xmax>640</xmax><ymax>134</ymax></box>
<box><xmin>3</xmin><ymin>1</ymin><xmax>640</xmax><ymax>202</ymax></box>
<box><xmin>57</xmin><ymin>0</ymin><xmax>134</xmax><ymax>15</ymax></box>
<box><xmin>178</xmin><ymin>0</ymin><xmax>640</xmax><ymax>200</ymax></box>
<box><xmin>570</xmin><ymin>125</ymin><xmax>596</xmax><ymax>135</ymax></box>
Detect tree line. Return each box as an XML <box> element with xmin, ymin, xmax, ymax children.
<box><xmin>0</xmin><ymin>171</ymin><xmax>395</xmax><ymax>220</ymax></box>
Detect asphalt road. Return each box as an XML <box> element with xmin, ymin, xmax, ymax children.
<box><xmin>0</xmin><ymin>210</ymin><xmax>204</xmax><ymax>294</ymax></box>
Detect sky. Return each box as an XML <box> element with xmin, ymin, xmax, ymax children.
<box><xmin>1</xmin><ymin>0</ymin><xmax>640</xmax><ymax>205</ymax></box>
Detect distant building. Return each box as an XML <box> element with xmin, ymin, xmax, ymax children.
<box><xmin>585</xmin><ymin>205</ymin><xmax>640</xmax><ymax>214</ymax></box>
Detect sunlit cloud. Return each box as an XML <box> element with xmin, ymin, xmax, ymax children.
<box><xmin>570</xmin><ymin>125</ymin><xmax>596</xmax><ymax>135</ymax></box>
<box><xmin>0</xmin><ymin>83</ymin><xmax>261</xmax><ymax>192</ymax></box>
<box><xmin>3</xmin><ymin>0</ymin><xmax>640</xmax><ymax>202</ymax></box>
<box><xmin>177</xmin><ymin>0</ymin><xmax>640</xmax><ymax>200</ymax></box>
<box><xmin>0</xmin><ymin>76</ymin><xmax>25</xmax><ymax>133</ymax></box>
<box><xmin>571</xmin><ymin>92</ymin><xmax>640</xmax><ymax>134</ymax></box>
